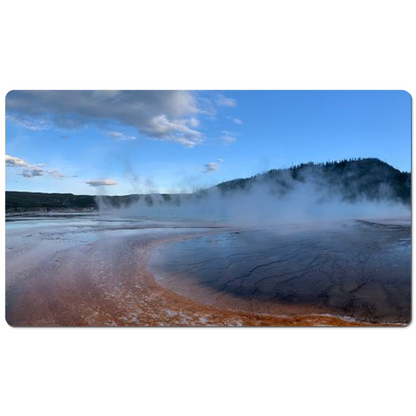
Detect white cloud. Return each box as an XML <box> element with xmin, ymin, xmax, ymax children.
<box><xmin>146</xmin><ymin>115</ymin><xmax>202</xmax><ymax>147</ymax></box>
<box><xmin>48</xmin><ymin>170</ymin><xmax>67</xmax><ymax>179</ymax></box>
<box><xmin>230</xmin><ymin>117</ymin><xmax>243</xmax><ymax>125</ymax></box>
<box><xmin>216</xmin><ymin>94</ymin><xmax>237</xmax><ymax>107</ymax></box>
<box><xmin>202</xmin><ymin>158</ymin><xmax>224</xmax><ymax>174</ymax></box>
<box><xmin>220</xmin><ymin>131</ymin><xmax>237</xmax><ymax>144</ymax></box>
<box><xmin>6</xmin><ymin>114</ymin><xmax>50</xmax><ymax>131</ymax></box>
<box><xmin>7</xmin><ymin>91</ymin><xmax>205</xmax><ymax>147</ymax></box>
<box><xmin>22</xmin><ymin>167</ymin><xmax>44</xmax><ymax>178</ymax></box>
<box><xmin>5</xmin><ymin>154</ymin><xmax>66</xmax><ymax>179</ymax></box>
<box><xmin>5</xmin><ymin>154</ymin><xmax>30</xmax><ymax>167</ymax></box>
<box><xmin>85</xmin><ymin>179</ymin><xmax>118</xmax><ymax>187</ymax></box>
<box><xmin>187</xmin><ymin>117</ymin><xmax>200</xmax><ymax>127</ymax></box>
<box><xmin>107</xmin><ymin>130</ymin><xmax>137</xmax><ymax>141</ymax></box>
<box><xmin>203</xmin><ymin>163</ymin><xmax>220</xmax><ymax>173</ymax></box>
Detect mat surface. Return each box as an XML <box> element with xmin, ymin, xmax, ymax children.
<box><xmin>5</xmin><ymin>90</ymin><xmax>411</xmax><ymax>326</ymax></box>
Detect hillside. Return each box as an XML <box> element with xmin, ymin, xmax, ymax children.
<box><xmin>216</xmin><ymin>158</ymin><xmax>410</xmax><ymax>205</ymax></box>
<box><xmin>5</xmin><ymin>192</ymin><xmax>97</xmax><ymax>213</ymax></box>
<box><xmin>5</xmin><ymin>191</ymin><xmax>188</xmax><ymax>213</ymax></box>
<box><xmin>5</xmin><ymin>158</ymin><xmax>411</xmax><ymax>213</ymax></box>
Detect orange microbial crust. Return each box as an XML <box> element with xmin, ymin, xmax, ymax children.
<box><xmin>6</xmin><ymin>232</ymin><xmax>401</xmax><ymax>327</ymax></box>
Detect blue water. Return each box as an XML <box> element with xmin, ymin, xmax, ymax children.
<box><xmin>149</xmin><ymin>221</ymin><xmax>411</xmax><ymax>323</ymax></box>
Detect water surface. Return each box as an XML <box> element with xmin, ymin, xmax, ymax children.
<box><xmin>149</xmin><ymin>220</ymin><xmax>411</xmax><ymax>323</ymax></box>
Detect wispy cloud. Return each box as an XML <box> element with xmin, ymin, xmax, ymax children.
<box><xmin>22</xmin><ymin>167</ymin><xmax>44</xmax><ymax>178</ymax></box>
<box><xmin>48</xmin><ymin>170</ymin><xmax>67</xmax><ymax>179</ymax></box>
<box><xmin>5</xmin><ymin>154</ymin><xmax>66</xmax><ymax>179</ymax></box>
<box><xmin>228</xmin><ymin>116</ymin><xmax>243</xmax><ymax>125</ymax></box>
<box><xmin>5</xmin><ymin>155</ymin><xmax>30</xmax><ymax>167</ymax></box>
<box><xmin>202</xmin><ymin>158</ymin><xmax>224</xmax><ymax>174</ymax></box>
<box><xmin>106</xmin><ymin>130</ymin><xmax>137</xmax><ymax>141</ymax></box>
<box><xmin>216</xmin><ymin>94</ymin><xmax>237</xmax><ymax>107</ymax></box>
<box><xmin>147</xmin><ymin>115</ymin><xmax>202</xmax><ymax>148</ymax></box>
<box><xmin>203</xmin><ymin>163</ymin><xmax>220</xmax><ymax>173</ymax></box>
<box><xmin>85</xmin><ymin>179</ymin><xmax>117</xmax><ymax>187</ymax></box>
<box><xmin>6</xmin><ymin>114</ymin><xmax>50</xmax><ymax>131</ymax></box>
<box><xmin>220</xmin><ymin>131</ymin><xmax>238</xmax><ymax>144</ymax></box>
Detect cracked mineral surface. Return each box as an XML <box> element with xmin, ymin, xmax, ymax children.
<box><xmin>149</xmin><ymin>219</ymin><xmax>411</xmax><ymax>324</ymax></box>
<box><xmin>5</xmin><ymin>215</ymin><xmax>411</xmax><ymax>326</ymax></box>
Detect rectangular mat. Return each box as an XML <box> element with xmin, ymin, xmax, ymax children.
<box><xmin>5</xmin><ymin>90</ymin><xmax>411</xmax><ymax>327</ymax></box>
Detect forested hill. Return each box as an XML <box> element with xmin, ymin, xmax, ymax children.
<box><xmin>6</xmin><ymin>192</ymin><xmax>97</xmax><ymax>213</ymax></box>
<box><xmin>5</xmin><ymin>158</ymin><xmax>411</xmax><ymax>213</ymax></box>
<box><xmin>215</xmin><ymin>158</ymin><xmax>410</xmax><ymax>205</ymax></box>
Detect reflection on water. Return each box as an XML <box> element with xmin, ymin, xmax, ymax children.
<box><xmin>149</xmin><ymin>221</ymin><xmax>411</xmax><ymax>323</ymax></box>
<box><xmin>5</xmin><ymin>214</ymin><xmax>221</xmax><ymax>250</ymax></box>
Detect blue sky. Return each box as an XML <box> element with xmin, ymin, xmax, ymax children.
<box><xmin>5</xmin><ymin>90</ymin><xmax>411</xmax><ymax>195</ymax></box>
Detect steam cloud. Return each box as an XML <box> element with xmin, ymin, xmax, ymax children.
<box><xmin>96</xmin><ymin>161</ymin><xmax>410</xmax><ymax>226</ymax></box>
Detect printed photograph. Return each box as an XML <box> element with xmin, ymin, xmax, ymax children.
<box><xmin>5</xmin><ymin>90</ymin><xmax>411</xmax><ymax>327</ymax></box>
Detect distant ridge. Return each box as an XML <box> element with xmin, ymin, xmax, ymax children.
<box><xmin>215</xmin><ymin>158</ymin><xmax>410</xmax><ymax>205</ymax></box>
<box><xmin>5</xmin><ymin>158</ymin><xmax>411</xmax><ymax>213</ymax></box>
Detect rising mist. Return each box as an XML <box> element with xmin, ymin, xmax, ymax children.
<box><xmin>96</xmin><ymin>158</ymin><xmax>411</xmax><ymax>226</ymax></box>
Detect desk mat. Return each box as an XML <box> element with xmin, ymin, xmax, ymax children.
<box><xmin>5</xmin><ymin>90</ymin><xmax>411</xmax><ymax>327</ymax></box>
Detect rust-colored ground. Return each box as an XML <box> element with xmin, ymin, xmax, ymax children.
<box><xmin>6</xmin><ymin>230</ymin><xmax>398</xmax><ymax>327</ymax></box>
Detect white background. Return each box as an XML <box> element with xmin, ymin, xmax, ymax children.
<box><xmin>0</xmin><ymin>1</ymin><xmax>414</xmax><ymax>415</ymax></box>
